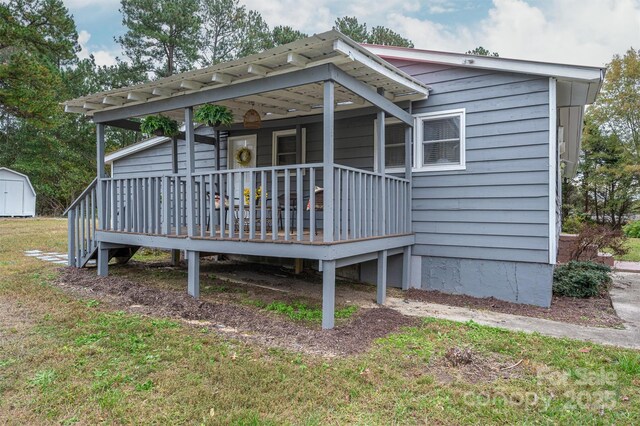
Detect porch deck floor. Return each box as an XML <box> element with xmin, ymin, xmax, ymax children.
<box><xmin>104</xmin><ymin>226</ymin><xmax>411</xmax><ymax>245</ymax></box>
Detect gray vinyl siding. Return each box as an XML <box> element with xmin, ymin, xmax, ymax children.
<box><xmin>390</xmin><ymin>59</ymin><xmax>551</xmax><ymax>264</ymax></box>
<box><xmin>229</xmin><ymin>115</ymin><xmax>376</xmax><ymax>170</ymax></box>
<box><xmin>112</xmin><ymin>131</ymin><xmax>228</xmax><ymax>177</ymax></box>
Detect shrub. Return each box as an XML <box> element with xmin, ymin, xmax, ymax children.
<box><xmin>623</xmin><ymin>221</ymin><xmax>640</xmax><ymax>238</ymax></box>
<box><xmin>562</xmin><ymin>214</ymin><xmax>586</xmax><ymax>234</ymax></box>
<box><xmin>569</xmin><ymin>224</ymin><xmax>627</xmax><ymax>261</ymax></box>
<box><xmin>553</xmin><ymin>261</ymin><xmax>612</xmax><ymax>298</ymax></box>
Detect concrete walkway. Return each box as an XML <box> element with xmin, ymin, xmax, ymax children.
<box><xmin>387</xmin><ymin>272</ymin><xmax>640</xmax><ymax>350</ymax></box>
<box><xmin>614</xmin><ymin>260</ymin><xmax>640</xmax><ymax>273</ymax></box>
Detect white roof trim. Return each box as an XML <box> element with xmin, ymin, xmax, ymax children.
<box><xmin>363</xmin><ymin>44</ymin><xmax>605</xmax><ymax>84</ymax></box>
<box><xmin>0</xmin><ymin>167</ymin><xmax>36</xmax><ymax>195</ymax></box>
<box><xmin>105</xmin><ymin>136</ymin><xmax>170</xmax><ymax>164</ymax></box>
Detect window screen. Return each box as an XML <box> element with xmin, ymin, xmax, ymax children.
<box><xmin>275</xmin><ymin>134</ymin><xmax>297</xmax><ymax>166</ymax></box>
<box><xmin>385</xmin><ymin>123</ymin><xmax>405</xmax><ymax>168</ymax></box>
<box><xmin>422</xmin><ymin>116</ymin><xmax>461</xmax><ymax>165</ymax></box>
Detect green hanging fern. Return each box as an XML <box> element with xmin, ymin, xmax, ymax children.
<box><xmin>140</xmin><ymin>115</ymin><xmax>179</xmax><ymax>137</ymax></box>
<box><xmin>194</xmin><ymin>104</ymin><xmax>234</xmax><ymax>127</ymax></box>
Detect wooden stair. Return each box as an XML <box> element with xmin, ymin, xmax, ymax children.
<box><xmin>65</xmin><ymin>179</ymin><xmax>140</xmax><ymax>267</ymax></box>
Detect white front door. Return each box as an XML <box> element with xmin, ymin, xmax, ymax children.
<box><xmin>228</xmin><ymin>135</ymin><xmax>257</xmax><ymax>200</ymax></box>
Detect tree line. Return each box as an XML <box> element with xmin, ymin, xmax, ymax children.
<box><xmin>564</xmin><ymin>48</ymin><xmax>640</xmax><ymax>229</ymax></box>
<box><xmin>1</xmin><ymin>0</ymin><xmax>636</xmax><ymax>224</ymax></box>
<box><xmin>0</xmin><ymin>0</ymin><xmax>412</xmax><ymax>214</ymax></box>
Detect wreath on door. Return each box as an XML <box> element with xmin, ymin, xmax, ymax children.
<box><xmin>235</xmin><ymin>146</ymin><xmax>252</xmax><ymax>166</ymax></box>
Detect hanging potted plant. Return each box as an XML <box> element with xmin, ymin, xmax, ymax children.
<box><xmin>195</xmin><ymin>104</ymin><xmax>234</xmax><ymax>128</ymax></box>
<box><xmin>140</xmin><ymin>115</ymin><xmax>179</xmax><ymax>137</ymax></box>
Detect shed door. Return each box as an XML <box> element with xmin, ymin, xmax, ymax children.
<box><xmin>0</xmin><ymin>180</ymin><xmax>24</xmax><ymax>216</ymax></box>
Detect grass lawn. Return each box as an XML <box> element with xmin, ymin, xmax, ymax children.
<box><xmin>1</xmin><ymin>218</ymin><xmax>639</xmax><ymax>424</ymax></box>
<box><xmin>616</xmin><ymin>238</ymin><xmax>640</xmax><ymax>262</ymax></box>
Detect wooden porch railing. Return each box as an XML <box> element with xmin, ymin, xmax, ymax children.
<box><xmin>333</xmin><ymin>165</ymin><xmax>410</xmax><ymax>241</ymax></box>
<box><xmin>97</xmin><ymin>164</ymin><xmax>411</xmax><ymax>243</ymax></box>
<box><xmin>65</xmin><ymin>178</ymin><xmax>98</xmax><ymax>267</ymax></box>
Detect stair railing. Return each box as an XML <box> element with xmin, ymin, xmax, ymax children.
<box><xmin>64</xmin><ymin>178</ymin><xmax>98</xmax><ymax>267</ymax></box>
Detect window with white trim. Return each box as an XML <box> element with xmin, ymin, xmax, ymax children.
<box><xmin>374</xmin><ymin>118</ymin><xmax>407</xmax><ymax>173</ymax></box>
<box><xmin>415</xmin><ymin>109</ymin><xmax>465</xmax><ymax>171</ymax></box>
<box><xmin>272</xmin><ymin>128</ymin><xmax>306</xmax><ymax>166</ymax></box>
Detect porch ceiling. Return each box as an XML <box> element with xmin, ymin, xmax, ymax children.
<box><xmin>63</xmin><ymin>30</ymin><xmax>430</xmax><ymax>123</ymax></box>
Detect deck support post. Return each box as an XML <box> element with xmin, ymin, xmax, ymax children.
<box><xmin>376</xmin><ymin>92</ymin><xmax>386</xmax><ymax>236</ymax></box>
<box><xmin>96</xmin><ymin>123</ymin><xmax>106</xmax><ymax>230</ymax></box>
<box><xmin>184</xmin><ymin>107</ymin><xmax>196</xmax><ymax>237</ymax></box>
<box><xmin>170</xmin><ymin>250</ymin><xmax>181</xmax><ymax>266</ymax></box>
<box><xmin>97</xmin><ymin>243</ymin><xmax>109</xmax><ymax>277</ymax></box>
<box><xmin>323</xmin><ymin>80</ymin><xmax>335</xmax><ymax>243</ymax></box>
<box><xmin>377</xmin><ymin>249</ymin><xmax>388</xmax><ymax>304</ymax></box>
<box><xmin>322</xmin><ymin>259</ymin><xmax>336</xmax><ymax>329</ymax></box>
<box><xmin>401</xmin><ymin>245</ymin><xmax>411</xmax><ymax>290</ymax></box>
<box><xmin>187</xmin><ymin>250</ymin><xmax>200</xmax><ymax>298</ymax></box>
<box><xmin>68</xmin><ymin>209</ymin><xmax>76</xmax><ymax>267</ymax></box>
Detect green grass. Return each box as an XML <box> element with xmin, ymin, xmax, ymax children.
<box><xmin>616</xmin><ymin>238</ymin><xmax>640</xmax><ymax>262</ymax></box>
<box><xmin>1</xmin><ymin>218</ymin><xmax>639</xmax><ymax>424</ymax></box>
<box><xmin>264</xmin><ymin>300</ymin><xmax>357</xmax><ymax>322</ymax></box>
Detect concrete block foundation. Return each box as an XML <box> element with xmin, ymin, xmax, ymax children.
<box><xmin>421</xmin><ymin>257</ymin><xmax>553</xmax><ymax>307</ymax></box>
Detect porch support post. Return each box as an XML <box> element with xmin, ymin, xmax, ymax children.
<box><xmin>171</xmin><ymin>136</ymin><xmax>180</xmax><ymax>264</ymax></box>
<box><xmin>96</xmin><ymin>123</ymin><xmax>106</xmax><ymax>230</ymax></box>
<box><xmin>322</xmin><ymin>259</ymin><xmax>336</xmax><ymax>329</ymax></box>
<box><xmin>376</xmin><ymin>94</ymin><xmax>386</xmax><ymax>235</ymax></box>
<box><xmin>377</xmin><ymin>249</ymin><xmax>388</xmax><ymax>304</ymax></box>
<box><xmin>405</xmin><ymin>112</ymin><xmax>413</xmax><ymax>234</ymax></box>
<box><xmin>171</xmin><ymin>137</ymin><xmax>178</xmax><ymax>173</ymax></box>
<box><xmin>187</xmin><ymin>250</ymin><xmax>200</xmax><ymax>298</ymax></box>
<box><xmin>402</xmin><ymin>245</ymin><xmax>412</xmax><ymax>290</ymax></box>
<box><xmin>184</xmin><ymin>107</ymin><xmax>196</xmax><ymax>237</ymax></box>
<box><xmin>215</xmin><ymin>130</ymin><xmax>221</xmax><ymax>171</ymax></box>
<box><xmin>97</xmin><ymin>242</ymin><xmax>109</xmax><ymax>277</ymax></box>
<box><xmin>323</xmin><ymin>80</ymin><xmax>335</xmax><ymax>243</ymax></box>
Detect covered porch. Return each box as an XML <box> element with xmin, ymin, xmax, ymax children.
<box><xmin>63</xmin><ymin>31</ymin><xmax>430</xmax><ymax>328</ymax></box>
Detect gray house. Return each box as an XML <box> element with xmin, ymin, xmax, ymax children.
<box><xmin>63</xmin><ymin>31</ymin><xmax>604</xmax><ymax>328</ymax></box>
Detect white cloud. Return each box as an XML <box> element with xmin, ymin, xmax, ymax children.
<box><xmin>241</xmin><ymin>0</ymin><xmax>640</xmax><ymax>67</ymax></box>
<box><xmin>468</xmin><ymin>0</ymin><xmax>639</xmax><ymax>66</ymax></box>
<box><xmin>77</xmin><ymin>30</ymin><xmax>118</xmax><ymax>66</ymax></box>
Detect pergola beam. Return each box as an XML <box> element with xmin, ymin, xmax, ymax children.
<box><xmin>330</xmin><ymin>65</ymin><xmax>414</xmax><ymax>125</ymax></box>
<box><xmin>93</xmin><ymin>64</ymin><xmax>414</xmax><ymax>127</ymax></box>
<box><xmin>101</xmin><ymin>119</ymin><xmax>217</xmax><ymax>145</ymax></box>
<box><xmin>93</xmin><ymin>64</ymin><xmax>336</xmax><ymax>123</ymax></box>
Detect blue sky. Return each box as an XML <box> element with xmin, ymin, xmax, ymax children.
<box><xmin>65</xmin><ymin>0</ymin><xmax>640</xmax><ymax>67</ymax></box>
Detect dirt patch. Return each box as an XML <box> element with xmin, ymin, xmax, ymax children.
<box><xmin>116</xmin><ymin>258</ymin><xmax>399</xmax><ymax>309</ymax></box>
<box><xmin>54</xmin><ymin>268</ymin><xmax>417</xmax><ymax>357</ymax></box>
<box><xmin>0</xmin><ymin>298</ymin><xmax>36</xmax><ymax>342</ymax></box>
<box><xmin>405</xmin><ymin>288</ymin><xmax>623</xmax><ymax>329</ymax></box>
<box><xmin>428</xmin><ymin>351</ymin><xmax>526</xmax><ymax>385</ymax></box>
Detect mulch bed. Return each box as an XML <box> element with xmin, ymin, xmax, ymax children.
<box><xmin>404</xmin><ymin>288</ymin><xmax>623</xmax><ymax>329</ymax></box>
<box><xmin>55</xmin><ymin>268</ymin><xmax>418</xmax><ymax>357</ymax></box>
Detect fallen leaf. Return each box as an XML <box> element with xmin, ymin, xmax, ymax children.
<box><xmin>209</xmin><ymin>408</ymin><xmax>215</xmax><ymax>417</ymax></box>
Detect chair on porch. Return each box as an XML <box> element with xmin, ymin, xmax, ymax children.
<box><xmin>306</xmin><ymin>186</ymin><xmax>323</xmax><ymax>234</ymax></box>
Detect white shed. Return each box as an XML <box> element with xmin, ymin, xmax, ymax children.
<box><xmin>0</xmin><ymin>167</ymin><xmax>36</xmax><ymax>217</ymax></box>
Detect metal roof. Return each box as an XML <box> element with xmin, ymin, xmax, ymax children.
<box><xmin>63</xmin><ymin>30</ymin><xmax>430</xmax><ymax>123</ymax></box>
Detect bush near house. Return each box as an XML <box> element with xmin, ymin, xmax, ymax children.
<box><xmin>623</xmin><ymin>220</ymin><xmax>640</xmax><ymax>238</ymax></box>
<box><xmin>553</xmin><ymin>261</ymin><xmax>612</xmax><ymax>298</ymax></box>
<box><xmin>569</xmin><ymin>224</ymin><xmax>627</xmax><ymax>261</ymax></box>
